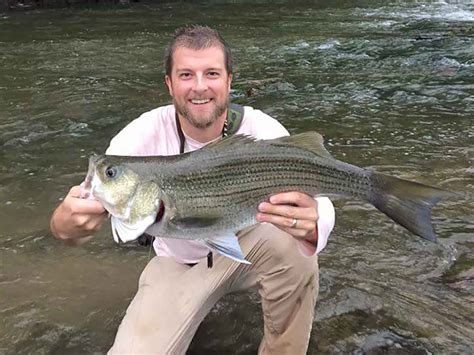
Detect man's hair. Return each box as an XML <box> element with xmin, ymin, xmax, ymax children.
<box><xmin>164</xmin><ymin>25</ymin><xmax>233</xmax><ymax>76</ymax></box>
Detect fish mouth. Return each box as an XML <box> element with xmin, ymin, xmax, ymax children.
<box><xmin>80</xmin><ymin>156</ymin><xmax>98</xmax><ymax>199</ymax></box>
<box><xmin>80</xmin><ymin>178</ymin><xmax>93</xmax><ymax>199</ymax></box>
<box><xmin>156</xmin><ymin>200</ymin><xmax>165</xmax><ymax>222</ymax></box>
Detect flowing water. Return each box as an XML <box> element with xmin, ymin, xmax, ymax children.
<box><xmin>0</xmin><ymin>0</ymin><xmax>473</xmax><ymax>353</ymax></box>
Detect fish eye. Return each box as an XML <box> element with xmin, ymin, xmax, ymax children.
<box><xmin>105</xmin><ymin>166</ymin><xmax>118</xmax><ymax>179</ymax></box>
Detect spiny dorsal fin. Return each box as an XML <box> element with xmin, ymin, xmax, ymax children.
<box><xmin>269</xmin><ymin>132</ymin><xmax>333</xmax><ymax>158</ymax></box>
<box><xmin>201</xmin><ymin>131</ymin><xmax>333</xmax><ymax>159</ymax></box>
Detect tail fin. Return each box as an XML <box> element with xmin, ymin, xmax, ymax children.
<box><xmin>370</xmin><ymin>172</ymin><xmax>456</xmax><ymax>241</ymax></box>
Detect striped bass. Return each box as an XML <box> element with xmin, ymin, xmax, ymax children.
<box><xmin>82</xmin><ymin>132</ymin><xmax>454</xmax><ymax>263</ymax></box>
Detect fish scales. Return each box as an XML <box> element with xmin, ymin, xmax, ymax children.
<box><xmin>162</xmin><ymin>155</ymin><xmax>372</xmax><ymax>203</ymax></box>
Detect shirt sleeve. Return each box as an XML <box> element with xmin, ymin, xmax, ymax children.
<box><xmin>105</xmin><ymin>107</ymin><xmax>164</xmax><ymax>156</ymax></box>
<box><xmin>105</xmin><ymin>120</ymin><xmax>143</xmax><ymax>156</ymax></box>
<box><xmin>314</xmin><ymin>197</ymin><xmax>335</xmax><ymax>254</ymax></box>
<box><xmin>239</xmin><ymin>106</ymin><xmax>290</xmax><ymax>140</ymax></box>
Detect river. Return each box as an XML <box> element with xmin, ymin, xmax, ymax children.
<box><xmin>0</xmin><ymin>0</ymin><xmax>473</xmax><ymax>353</ymax></box>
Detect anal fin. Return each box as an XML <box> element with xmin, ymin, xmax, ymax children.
<box><xmin>204</xmin><ymin>236</ymin><xmax>251</xmax><ymax>265</ymax></box>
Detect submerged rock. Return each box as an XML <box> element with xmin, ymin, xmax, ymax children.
<box><xmin>442</xmin><ymin>253</ymin><xmax>474</xmax><ymax>292</ymax></box>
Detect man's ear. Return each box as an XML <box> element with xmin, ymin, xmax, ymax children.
<box><xmin>227</xmin><ymin>73</ymin><xmax>233</xmax><ymax>90</ymax></box>
<box><xmin>165</xmin><ymin>75</ymin><xmax>173</xmax><ymax>97</ymax></box>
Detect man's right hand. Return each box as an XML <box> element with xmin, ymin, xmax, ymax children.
<box><xmin>50</xmin><ymin>185</ymin><xmax>108</xmax><ymax>245</ymax></box>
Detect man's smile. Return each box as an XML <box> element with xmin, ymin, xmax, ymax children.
<box><xmin>190</xmin><ymin>98</ymin><xmax>212</xmax><ymax>105</ymax></box>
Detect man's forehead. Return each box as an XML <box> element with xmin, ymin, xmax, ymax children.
<box><xmin>172</xmin><ymin>46</ymin><xmax>226</xmax><ymax>70</ymax></box>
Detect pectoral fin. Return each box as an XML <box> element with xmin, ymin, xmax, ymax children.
<box><xmin>204</xmin><ymin>236</ymin><xmax>251</xmax><ymax>265</ymax></box>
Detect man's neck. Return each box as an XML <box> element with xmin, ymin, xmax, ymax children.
<box><xmin>177</xmin><ymin>112</ymin><xmax>227</xmax><ymax>143</ymax></box>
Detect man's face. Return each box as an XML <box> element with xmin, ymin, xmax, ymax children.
<box><xmin>165</xmin><ymin>46</ymin><xmax>232</xmax><ymax>129</ymax></box>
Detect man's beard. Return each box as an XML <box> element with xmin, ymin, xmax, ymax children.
<box><xmin>175</xmin><ymin>98</ymin><xmax>228</xmax><ymax>129</ymax></box>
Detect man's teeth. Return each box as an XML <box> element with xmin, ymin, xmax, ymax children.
<box><xmin>191</xmin><ymin>99</ymin><xmax>211</xmax><ymax>104</ymax></box>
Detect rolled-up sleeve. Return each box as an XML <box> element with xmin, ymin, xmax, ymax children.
<box><xmin>315</xmin><ymin>197</ymin><xmax>335</xmax><ymax>254</ymax></box>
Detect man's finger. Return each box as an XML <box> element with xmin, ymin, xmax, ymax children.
<box><xmin>257</xmin><ymin>212</ymin><xmax>315</xmax><ymax>231</ymax></box>
<box><xmin>258</xmin><ymin>202</ymin><xmax>317</xmax><ymax>221</ymax></box>
<box><xmin>66</xmin><ymin>194</ymin><xmax>106</xmax><ymax>215</ymax></box>
<box><xmin>75</xmin><ymin>199</ymin><xmax>107</xmax><ymax>214</ymax></box>
<box><xmin>68</xmin><ymin>185</ymin><xmax>82</xmax><ymax>197</ymax></box>
<box><xmin>269</xmin><ymin>191</ymin><xmax>316</xmax><ymax>207</ymax></box>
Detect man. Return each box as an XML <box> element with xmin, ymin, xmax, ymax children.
<box><xmin>50</xmin><ymin>25</ymin><xmax>335</xmax><ymax>354</ymax></box>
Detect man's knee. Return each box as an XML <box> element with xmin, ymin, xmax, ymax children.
<box><xmin>260</xmin><ymin>224</ymin><xmax>316</xmax><ymax>268</ymax></box>
<box><xmin>250</xmin><ymin>223</ymin><xmax>318</xmax><ymax>279</ymax></box>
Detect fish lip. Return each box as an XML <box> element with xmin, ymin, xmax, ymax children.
<box><xmin>80</xmin><ymin>155</ymin><xmax>98</xmax><ymax>199</ymax></box>
<box><xmin>155</xmin><ymin>201</ymin><xmax>165</xmax><ymax>223</ymax></box>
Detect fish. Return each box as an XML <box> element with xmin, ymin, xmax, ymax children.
<box><xmin>82</xmin><ymin>132</ymin><xmax>455</xmax><ymax>264</ymax></box>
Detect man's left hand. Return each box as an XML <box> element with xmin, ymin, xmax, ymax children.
<box><xmin>256</xmin><ymin>192</ymin><xmax>318</xmax><ymax>244</ymax></box>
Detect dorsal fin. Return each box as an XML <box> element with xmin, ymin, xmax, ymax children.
<box><xmin>269</xmin><ymin>132</ymin><xmax>333</xmax><ymax>158</ymax></box>
<box><xmin>201</xmin><ymin>131</ymin><xmax>333</xmax><ymax>159</ymax></box>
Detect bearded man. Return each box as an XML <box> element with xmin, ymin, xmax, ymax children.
<box><xmin>50</xmin><ymin>25</ymin><xmax>335</xmax><ymax>354</ymax></box>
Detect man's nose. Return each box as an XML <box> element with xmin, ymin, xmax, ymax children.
<box><xmin>193</xmin><ymin>74</ymin><xmax>208</xmax><ymax>92</ymax></box>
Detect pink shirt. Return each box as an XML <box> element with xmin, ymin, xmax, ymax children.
<box><xmin>106</xmin><ymin>104</ymin><xmax>335</xmax><ymax>264</ymax></box>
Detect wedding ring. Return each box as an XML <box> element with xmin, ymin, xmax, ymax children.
<box><xmin>291</xmin><ymin>218</ymin><xmax>298</xmax><ymax>228</ymax></box>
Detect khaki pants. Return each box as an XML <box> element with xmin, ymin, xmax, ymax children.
<box><xmin>108</xmin><ymin>223</ymin><xmax>319</xmax><ymax>355</ymax></box>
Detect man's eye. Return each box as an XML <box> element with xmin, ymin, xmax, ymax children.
<box><xmin>208</xmin><ymin>71</ymin><xmax>219</xmax><ymax>78</ymax></box>
<box><xmin>180</xmin><ymin>73</ymin><xmax>191</xmax><ymax>79</ymax></box>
